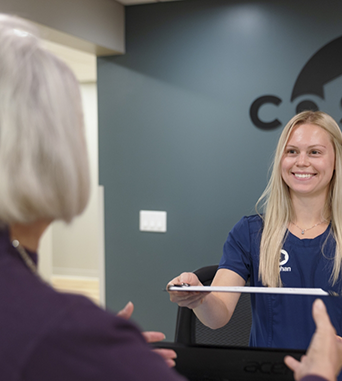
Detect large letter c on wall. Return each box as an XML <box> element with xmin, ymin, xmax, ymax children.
<box><xmin>250</xmin><ymin>95</ymin><xmax>282</xmax><ymax>130</ymax></box>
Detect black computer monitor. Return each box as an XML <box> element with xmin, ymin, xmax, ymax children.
<box><xmin>154</xmin><ymin>342</ymin><xmax>305</xmax><ymax>381</ymax></box>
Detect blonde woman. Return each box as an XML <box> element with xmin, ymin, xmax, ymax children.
<box><xmin>168</xmin><ymin>111</ymin><xmax>342</xmax><ymax>355</ymax></box>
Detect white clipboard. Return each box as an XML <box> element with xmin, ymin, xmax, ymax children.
<box><xmin>167</xmin><ymin>285</ymin><xmax>331</xmax><ymax>296</ymax></box>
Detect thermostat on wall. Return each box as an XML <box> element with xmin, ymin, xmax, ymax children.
<box><xmin>139</xmin><ymin>210</ymin><xmax>167</xmax><ymax>233</ymax></box>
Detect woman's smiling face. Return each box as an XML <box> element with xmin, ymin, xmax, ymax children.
<box><xmin>281</xmin><ymin>123</ymin><xmax>335</xmax><ymax>199</ymax></box>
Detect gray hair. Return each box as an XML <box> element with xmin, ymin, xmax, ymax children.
<box><xmin>0</xmin><ymin>14</ymin><xmax>90</xmax><ymax>224</ymax></box>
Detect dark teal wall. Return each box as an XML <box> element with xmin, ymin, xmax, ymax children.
<box><xmin>98</xmin><ymin>0</ymin><xmax>342</xmax><ymax>340</ymax></box>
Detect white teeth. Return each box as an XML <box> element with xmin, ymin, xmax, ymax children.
<box><xmin>294</xmin><ymin>173</ymin><xmax>313</xmax><ymax>178</ymax></box>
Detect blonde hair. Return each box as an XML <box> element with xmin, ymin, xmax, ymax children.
<box><xmin>256</xmin><ymin>111</ymin><xmax>342</xmax><ymax>286</ymax></box>
<box><xmin>0</xmin><ymin>14</ymin><xmax>90</xmax><ymax>225</ymax></box>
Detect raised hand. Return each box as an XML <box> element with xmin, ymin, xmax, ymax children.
<box><xmin>284</xmin><ymin>299</ymin><xmax>342</xmax><ymax>381</ymax></box>
<box><xmin>117</xmin><ymin>301</ymin><xmax>177</xmax><ymax>367</ymax></box>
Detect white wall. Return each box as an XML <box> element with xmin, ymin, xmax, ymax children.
<box><xmin>0</xmin><ymin>0</ymin><xmax>124</xmax><ymax>55</ymax></box>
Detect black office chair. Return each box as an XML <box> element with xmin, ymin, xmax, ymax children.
<box><xmin>174</xmin><ymin>265</ymin><xmax>252</xmax><ymax>347</ymax></box>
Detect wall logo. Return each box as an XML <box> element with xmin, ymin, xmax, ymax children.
<box><xmin>280</xmin><ymin>249</ymin><xmax>291</xmax><ymax>272</ymax></box>
<box><xmin>250</xmin><ymin>36</ymin><xmax>342</xmax><ymax>130</ymax></box>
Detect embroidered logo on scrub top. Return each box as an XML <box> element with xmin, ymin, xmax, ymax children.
<box><xmin>280</xmin><ymin>249</ymin><xmax>291</xmax><ymax>272</ymax></box>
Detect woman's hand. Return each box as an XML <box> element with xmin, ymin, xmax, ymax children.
<box><xmin>117</xmin><ymin>300</ymin><xmax>135</xmax><ymax>319</ymax></box>
<box><xmin>117</xmin><ymin>301</ymin><xmax>177</xmax><ymax>367</ymax></box>
<box><xmin>284</xmin><ymin>299</ymin><xmax>342</xmax><ymax>381</ymax></box>
<box><xmin>167</xmin><ymin>272</ymin><xmax>210</xmax><ymax>309</ymax></box>
<box><xmin>142</xmin><ymin>331</ymin><xmax>177</xmax><ymax>367</ymax></box>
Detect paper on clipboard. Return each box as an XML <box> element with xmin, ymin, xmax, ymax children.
<box><xmin>167</xmin><ymin>285</ymin><xmax>330</xmax><ymax>296</ymax></box>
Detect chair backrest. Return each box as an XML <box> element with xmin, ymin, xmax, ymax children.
<box><xmin>174</xmin><ymin>265</ymin><xmax>252</xmax><ymax>347</ymax></box>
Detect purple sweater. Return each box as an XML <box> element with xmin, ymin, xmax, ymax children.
<box><xmin>0</xmin><ymin>228</ymin><xmax>185</xmax><ymax>381</ymax></box>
